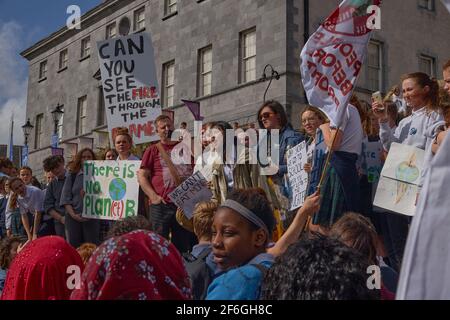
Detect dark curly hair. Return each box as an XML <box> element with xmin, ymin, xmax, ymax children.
<box><xmin>261</xmin><ymin>236</ymin><xmax>380</xmax><ymax>300</ymax></box>
<box><xmin>106</xmin><ymin>215</ymin><xmax>152</xmax><ymax>239</ymax></box>
<box><xmin>0</xmin><ymin>236</ymin><xmax>22</xmax><ymax>269</ymax></box>
<box><xmin>226</xmin><ymin>188</ymin><xmax>275</xmax><ymax>241</ymax></box>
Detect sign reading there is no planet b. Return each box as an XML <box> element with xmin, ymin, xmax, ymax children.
<box><xmin>97</xmin><ymin>33</ymin><xmax>162</xmax><ymax>145</ymax></box>
<box><xmin>82</xmin><ymin>160</ymin><xmax>141</xmax><ymax>221</ymax></box>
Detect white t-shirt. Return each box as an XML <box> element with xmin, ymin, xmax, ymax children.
<box><xmin>331</xmin><ymin>104</ymin><xmax>364</xmax><ymax>155</ymax></box>
<box><xmin>17</xmin><ymin>186</ymin><xmax>45</xmax><ymax>216</ymax></box>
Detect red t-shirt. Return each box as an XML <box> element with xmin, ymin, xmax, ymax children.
<box><xmin>140</xmin><ymin>142</ymin><xmax>193</xmax><ymax>204</ymax></box>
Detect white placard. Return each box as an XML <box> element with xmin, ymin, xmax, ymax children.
<box><xmin>287</xmin><ymin>141</ymin><xmax>309</xmax><ymax>210</ymax></box>
<box><xmin>97</xmin><ymin>33</ymin><xmax>161</xmax><ymax>145</ymax></box>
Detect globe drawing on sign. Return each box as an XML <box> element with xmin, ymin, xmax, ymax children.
<box><xmin>109</xmin><ymin>178</ymin><xmax>127</xmax><ymax>201</ymax></box>
<box><xmin>395</xmin><ymin>152</ymin><xmax>419</xmax><ymax>204</ymax></box>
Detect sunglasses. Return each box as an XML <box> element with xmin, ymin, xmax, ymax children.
<box><xmin>259</xmin><ymin>112</ymin><xmax>275</xmax><ymax>121</ymax></box>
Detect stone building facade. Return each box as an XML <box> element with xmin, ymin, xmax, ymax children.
<box><xmin>21</xmin><ymin>0</ymin><xmax>450</xmax><ymax>178</ymax></box>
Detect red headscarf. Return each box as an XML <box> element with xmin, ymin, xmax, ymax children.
<box><xmin>70</xmin><ymin>230</ymin><xmax>192</xmax><ymax>300</ymax></box>
<box><xmin>1</xmin><ymin>236</ymin><xmax>84</xmax><ymax>300</ymax></box>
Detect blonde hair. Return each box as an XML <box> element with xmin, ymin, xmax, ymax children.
<box><xmin>193</xmin><ymin>201</ymin><xmax>218</xmax><ymax>240</ymax></box>
<box><xmin>77</xmin><ymin>243</ymin><xmax>97</xmax><ymax>265</ymax></box>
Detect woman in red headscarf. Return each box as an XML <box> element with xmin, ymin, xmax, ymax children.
<box><xmin>1</xmin><ymin>236</ymin><xmax>84</xmax><ymax>300</ymax></box>
<box><xmin>71</xmin><ymin>230</ymin><xmax>192</xmax><ymax>300</ymax></box>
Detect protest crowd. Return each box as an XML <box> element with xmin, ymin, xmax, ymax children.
<box><xmin>1</xmin><ymin>1</ymin><xmax>450</xmax><ymax>301</ymax></box>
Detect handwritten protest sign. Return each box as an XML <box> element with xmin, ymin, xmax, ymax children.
<box><xmin>82</xmin><ymin>160</ymin><xmax>141</xmax><ymax>220</ymax></box>
<box><xmin>168</xmin><ymin>171</ymin><xmax>212</xmax><ymax>219</ymax></box>
<box><xmin>363</xmin><ymin>140</ymin><xmax>383</xmax><ymax>183</ymax></box>
<box><xmin>374</xmin><ymin>143</ymin><xmax>425</xmax><ymax>216</ymax></box>
<box><xmin>287</xmin><ymin>141</ymin><xmax>309</xmax><ymax>210</ymax></box>
<box><xmin>300</xmin><ymin>0</ymin><xmax>381</xmax><ymax>127</ymax></box>
<box><xmin>97</xmin><ymin>33</ymin><xmax>161</xmax><ymax>145</ymax></box>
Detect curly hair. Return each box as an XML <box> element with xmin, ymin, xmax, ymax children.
<box><xmin>0</xmin><ymin>236</ymin><xmax>22</xmax><ymax>269</ymax></box>
<box><xmin>43</xmin><ymin>155</ymin><xmax>64</xmax><ymax>172</ymax></box>
<box><xmin>225</xmin><ymin>188</ymin><xmax>275</xmax><ymax>240</ymax></box>
<box><xmin>77</xmin><ymin>243</ymin><xmax>98</xmax><ymax>265</ymax></box>
<box><xmin>68</xmin><ymin>148</ymin><xmax>96</xmax><ymax>173</ymax></box>
<box><xmin>106</xmin><ymin>215</ymin><xmax>152</xmax><ymax>239</ymax></box>
<box><xmin>261</xmin><ymin>236</ymin><xmax>380</xmax><ymax>300</ymax></box>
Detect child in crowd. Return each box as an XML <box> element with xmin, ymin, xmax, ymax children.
<box><xmin>329</xmin><ymin>212</ymin><xmax>399</xmax><ymax>299</ymax></box>
<box><xmin>261</xmin><ymin>236</ymin><xmax>380</xmax><ymax>300</ymax></box>
<box><xmin>206</xmin><ymin>188</ymin><xmax>275</xmax><ymax>300</ymax></box>
<box><xmin>105</xmin><ymin>215</ymin><xmax>152</xmax><ymax>239</ymax></box>
<box><xmin>77</xmin><ymin>243</ymin><xmax>97</xmax><ymax>265</ymax></box>
<box><xmin>1</xmin><ymin>236</ymin><xmax>84</xmax><ymax>300</ymax></box>
<box><xmin>0</xmin><ymin>236</ymin><xmax>22</xmax><ymax>295</ymax></box>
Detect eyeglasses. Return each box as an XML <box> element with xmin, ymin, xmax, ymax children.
<box><xmin>259</xmin><ymin>112</ymin><xmax>275</xmax><ymax>121</ymax></box>
<box><xmin>302</xmin><ymin>117</ymin><xmax>318</xmax><ymax>124</ymax></box>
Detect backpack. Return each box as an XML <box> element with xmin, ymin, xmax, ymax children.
<box><xmin>183</xmin><ymin>248</ymin><xmax>213</xmax><ymax>300</ymax></box>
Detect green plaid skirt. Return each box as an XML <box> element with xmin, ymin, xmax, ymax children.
<box><xmin>312</xmin><ymin>167</ymin><xmax>346</xmax><ymax>227</ymax></box>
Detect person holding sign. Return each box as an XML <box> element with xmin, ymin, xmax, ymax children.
<box><xmin>372</xmin><ymin>72</ymin><xmax>442</xmax><ymax>272</ymax></box>
<box><xmin>114</xmin><ymin>127</ymin><xmax>140</xmax><ymax>161</ymax></box>
<box><xmin>138</xmin><ymin>115</ymin><xmax>195</xmax><ymax>254</ymax></box>
<box><xmin>312</xmin><ymin>103</ymin><xmax>364</xmax><ymax>231</ymax></box>
<box><xmin>60</xmin><ymin>148</ymin><xmax>100</xmax><ymax>248</ymax></box>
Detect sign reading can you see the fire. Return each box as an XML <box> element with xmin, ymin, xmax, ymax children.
<box><xmin>82</xmin><ymin>161</ymin><xmax>141</xmax><ymax>221</ymax></box>
<box><xmin>97</xmin><ymin>33</ymin><xmax>162</xmax><ymax>145</ymax></box>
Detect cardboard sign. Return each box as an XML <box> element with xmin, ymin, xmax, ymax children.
<box><xmin>97</xmin><ymin>33</ymin><xmax>161</xmax><ymax>145</ymax></box>
<box><xmin>374</xmin><ymin>143</ymin><xmax>425</xmax><ymax>216</ymax></box>
<box><xmin>287</xmin><ymin>141</ymin><xmax>309</xmax><ymax>210</ymax></box>
<box><xmin>82</xmin><ymin>160</ymin><xmax>141</xmax><ymax>220</ymax></box>
<box><xmin>168</xmin><ymin>171</ymin><xmax>212</xmax><ymax>219</ymax></box>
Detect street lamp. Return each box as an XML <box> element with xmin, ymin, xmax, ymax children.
<box><xmin>21</xmin><ymin>118</ymin><xmax>34</xmax><ymax>166</ymax></box>
<box><xmin>22</xmin><ymin>118</ymin><xmax>34</xmax><ymax>146</ymax></box>
<box><xmin>51</xmin><ymin>103</ymin><xmax>64</xmax><ymax>135</ymax></box>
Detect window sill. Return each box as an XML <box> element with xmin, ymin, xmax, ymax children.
<box><xmin>133</xmin><ymin>27</ymin><xmax>146</xmax><ymax>34</ymax></box>
<box><xmin>162</xmin><ymin>11</ymin><xmax>178</xmax><ymax>21</ymax></box>
<box><xmin>57</xmin><ymin>66</ymin><xmax>68</xmax><ymax>74</ymax></box>
<box><xmin>197</xmin><ymin>0</ymin><xmax>208</xmax><ymax>3</ymax></box>
<box><xmin>38</xmin><ymin>77</ymin><xmax>47</xmax><ymax>83</ymax></box>
<box><xmin>79</xmin><ymin>55</ymin><xmax>90</xmax><ymax>62</ymax></box>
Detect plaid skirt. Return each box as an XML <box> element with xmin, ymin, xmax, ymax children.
<box><xmin>312</xmin><ymin>167</ymin><xmax>346</xmax><ymax>227</ymax></box>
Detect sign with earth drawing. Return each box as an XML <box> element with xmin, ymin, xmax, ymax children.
<box><xmin>374</xmin><ymin>143</ymin><xmax>425</xmax><ymax>216</ymax></box>
<box><xmin>82</xmin><ymin>160</ymin><xmax>141</xmax><ymax>220</ymax></box>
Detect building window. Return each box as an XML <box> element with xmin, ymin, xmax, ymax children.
<box><xmin>366</xmin><ymin>41</ymin><xmax>383</xmax><ymax>92</ymax></box>
<box><xmin>165</xmin><ymin>0</ymin><xmax>177</xmax><ymax>15</ymax></box>
<box><xmin>97</xmin><ymin>87</ymin><xmax>106</xmax><ymax>126</ymax></box>
<box><xmin>81</xmin><ymin>37</ymin><xmax>91</xmax><ymax>59</ymax></box>
<box><xmin>77</xmin><ymin>96</ymin><xmax>88</xmax><ymax>135</ymax></box>
<box><xmin>39</xmin><ymin>60</ymin><xmax>47</xmax><ymax>79</ymax></box>
<box><xmin>240</xmin><ymin>28</ymin><xmax>257</xmax><ymax>83</ymax></box>
<box><xmin>134</xmin><ymin>7</ymin><xmax>145</xmax><ymax>31</ymax></box>
<box><xmin>106</xmin><ymin>22</ymin><xmax>117</xmax><ymax>39</ymax></box>
<box><xmin>58</xmin><ymin>106</ymin><xmax>64</xmax><ymax>142</ymax></box>
<box><xmin>198</xmin><ymin>46</ymin><xmax>212</xmax><ymax>97</ymax></box>
<box><xmin>59</xmin><ymin>49</ymin><xmax>68</xmax><ymax>70</ymax></box>
<box><xmin>35</xmin><ymin>114</ymin><xmax>44</xmax><ymax>149</ymax></box>
<box><xmin>418</xmin><ymin>0</ymin><xmax>434</xmax><ymax>11</ymax></box>
<box><xmin>419</xmin><ymin>54</ymin><xmax>436</xmax><ymax>77</ymax></box>
<box><xmin>162</xmin><ymin>61</ymin><xmax>175</xmax><ymax>108</ymax></box>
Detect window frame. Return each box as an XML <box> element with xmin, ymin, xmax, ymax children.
<box><xmin>162</xmin><ymin>60</ymin><xmax>175</xmax><ymax>108</ymax></box>
<box><xmin>418</xmin><ymin>54</ymin><xmax>436</xmax><ymax>77</ymax></box>
<box><xmin>366</xmin><ymin>40</ymin><xmax>383</xmax><ymax>92</ymax></box>
<box><xmin>106</xmin><ymin>22</ymin><xmax>117</xmax><ymax>39</ymax></box>
<box><xmin>80</xmin><ymin>36</ymin><xmax>91</xmax><ymax>59</ymax></box>
<box><xmin>35</xmin><ymin>114</ymin><xmax>44</xmax><ymax>149</ymax></box>
<box><xmin>198</xmin><ymin>46</ymin><xmax>213</xmax><ymax>97</ymax></box>
<box><xmin>59</xmin><ymin>49</ymin><xmax>68</xmax><ymax>70</ymax></box>
<box><xmin>164</xmin><ymin>0</ymin><xmax>178</xmax><ymax>16</ymax></box>
<box><xmin>39</xmin><ymin>60</ymin><xmax>48</xmax><ymax>80</ymax></box>
<box><xmin>77</xmin><ymin>96</ymin><xmax>88</xmax><ymax>135</ymax></box>
<box><xmin>240</xmin><ymin>28</ymin><xmax>257</xmax><ymax>84</ymax></box>
<box><xmin>134</xmin><ymin>7</ymin><xmax>146</xmax><ymax>31</ymax></box>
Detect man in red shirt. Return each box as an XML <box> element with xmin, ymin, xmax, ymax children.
<box><xmin>138</xmin><ymin>115</ymin><xmax>196</xmax><ymax>253</ymax></box>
